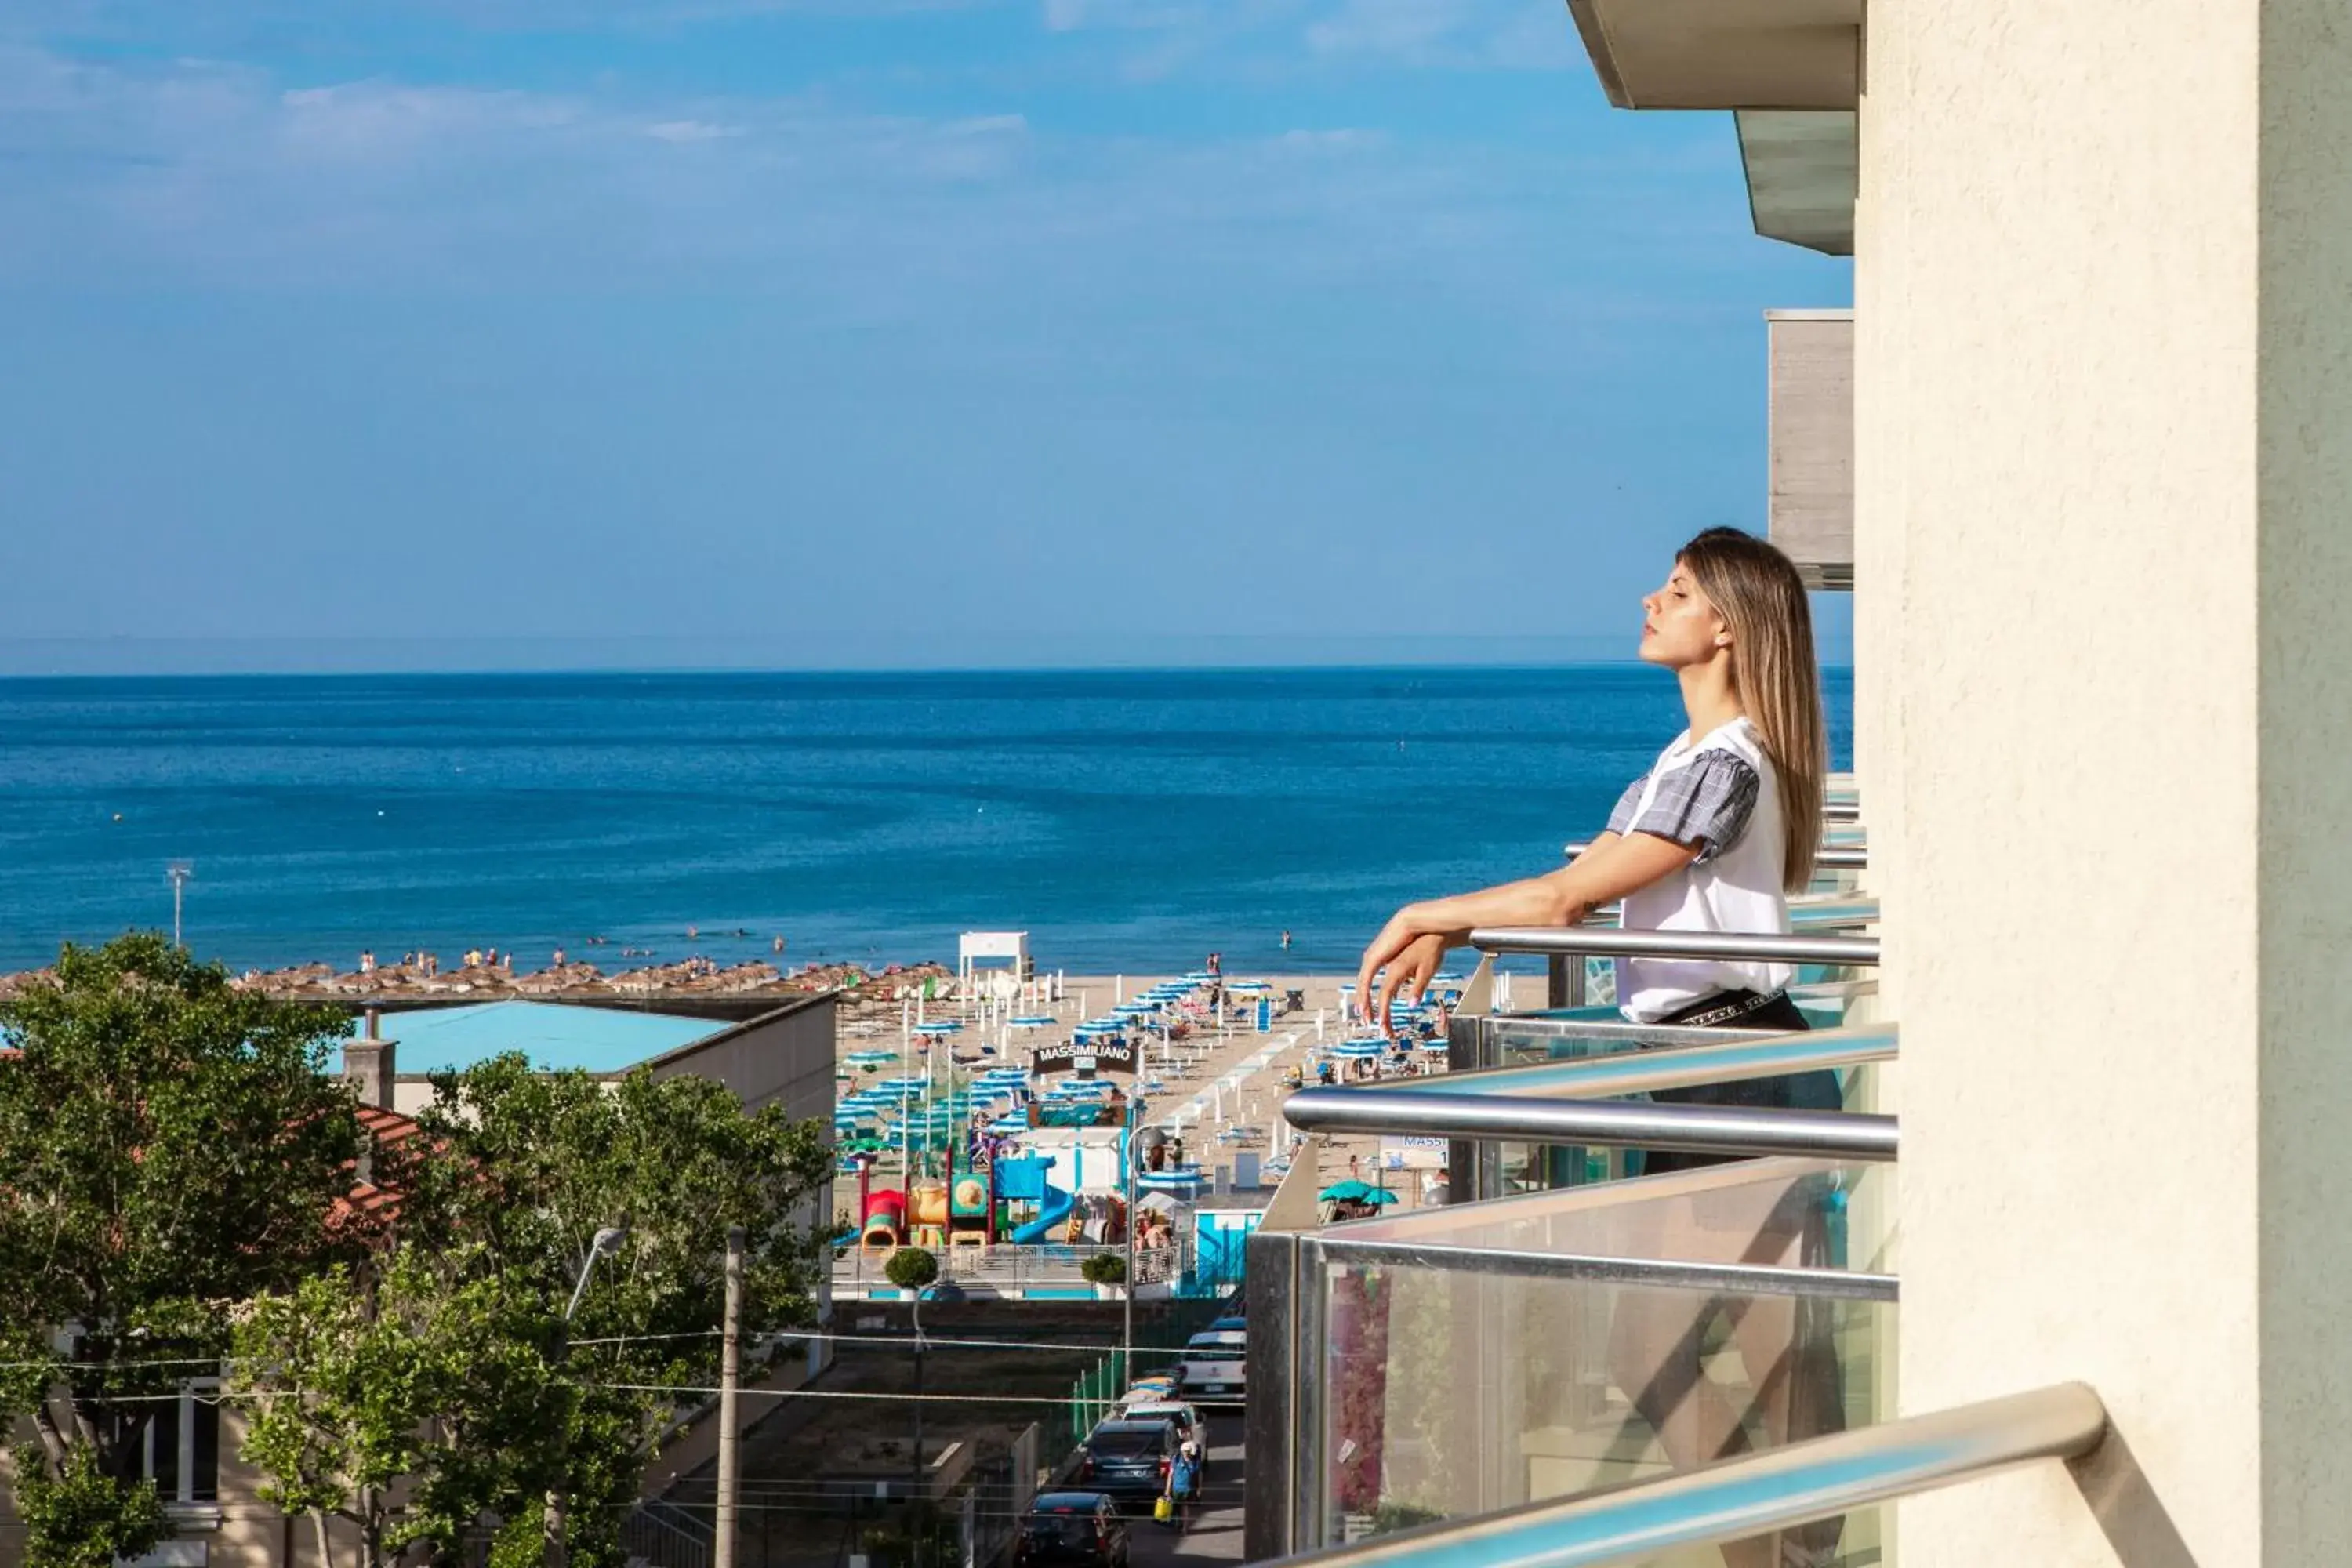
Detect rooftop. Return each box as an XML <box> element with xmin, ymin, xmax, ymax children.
<box><xmin>340</xmin><ymin>1000</ymin><xmax>726</xmax><ymax>1076</ymax></box>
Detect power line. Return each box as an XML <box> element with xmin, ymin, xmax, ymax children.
<box><xmin>3</xmin><ymin>1322</ymin><xmax>1238</xmax><ymax>1374</ymax></box>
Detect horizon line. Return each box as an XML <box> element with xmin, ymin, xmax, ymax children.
<box><xmin>0</xmin><ymin>632</ymin><xmax>1855</xmax><ymax>680</ymax></box>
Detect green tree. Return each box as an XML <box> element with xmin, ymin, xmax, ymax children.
<box><xmin>0</xmin><ymin>935</ymin><xmax>361</xmax><ymax>1566</ymax></box>
<box><xmin>236</xmin><ymin>1054</ymin><xmax>832</xmax><ymax>1568</ymax></box>
<box><xmin>885</xmin><ymin>1248</ymin><xmax>940</xmax><ymax>1292</ymax></box>
<box><xmin>230</xmin><ymin>1248</ymin><xmax>564</xmax><ymax>1568</ymax></box>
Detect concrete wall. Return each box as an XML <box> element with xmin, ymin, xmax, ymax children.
<box><xmin>1766</xmin><ymin>310</ymin><xmax>1855</xmax><ymax>588</ymax></box>
<box><xmin>1858</xmin><ymin>0</ymin><xmax>2352</xmax><ymax>1560</ymax></box>
<box><xmin>644</xmin><ymin>994</ymin><xmax>837</xmax><ymax>1123</ymax></box>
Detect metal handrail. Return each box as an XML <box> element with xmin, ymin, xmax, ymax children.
<box><xmin>1266</xmin><ymin>1382</ymin><xmax>2107</xmax><ymax>1567</ymax></box>
<box><xmin>1470</xmin><ymin>927</ymin><xmax>1880</xmax><ymax>966</ymax></box>
<box><xmin>1565</xmin><ymin>839</ymin><xmax>1868</xmax><ymax>871</ymax></box>
<box><xmin>1343</xmin><ymin>1021</ymin><xmax>1898</xmax><ymax>1102</ymax></box>
<box><xmin>1280</xmin><ymin>1087</ymin><xmax>1896</xmax><ymax>1161</ymax></box>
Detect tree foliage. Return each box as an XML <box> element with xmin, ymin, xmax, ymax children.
<box><xmin>8</xmin><ymin>1442</ymin><xmax>172</xmax><ymax>1568</ymax></box>
<box><xmin>885</xmin><ymin>1248</ymin><xmax>940</xmax><ymax>1291</ymax></box>
<box><xmin>0</xmin><ymin>934</ymin><xmax>361</xmax><ymax>1561</ymax></box>
<box><xmin>232</xmin><ymin>1053</ymin><xmax>832</xmax><ymax>1568</ymax></box>
<box><xmin>230</xmin><ymin>1249</ymin><xmax>565</xmax><ymax>1568</ymax></box>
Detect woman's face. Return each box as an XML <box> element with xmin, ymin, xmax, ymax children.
<box><xmin>1639</xmin><ymin>558</ymin><xmax>1730</xmax><ymax>668</ymax></box>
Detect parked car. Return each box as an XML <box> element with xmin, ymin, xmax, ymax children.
<box><xmin>1177</xmin><ymin>1330</ymin><xmax>1248</xmax><ymax>1402</ymax></box>
<box><xmin>1204</xmin><ymin>1315</ymin><xmax>1246</xmax><ymax>1334</ymax></box>
<box><xmin>1016</xmin><ymin>1492</ymin><xmax>1129</xmax><ymax>1567</ymax></box>
<box><xmin>1117</xmin><ymin>1392</ymin><xmax>1210</xmax><ymax>1451</ymax></box>
<box><xmin>1076</xmin><ymin>1417</ymin><xmax>1181</xmax><ymax>1506</ymax></box>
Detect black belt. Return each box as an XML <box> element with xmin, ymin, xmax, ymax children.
<box><xmin>1665</xmin><ymin>988</ymin><xmax>1789</xmax><ymax>1029</ymax></box>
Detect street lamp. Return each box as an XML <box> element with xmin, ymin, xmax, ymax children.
<box><xmin>1122</xmin><ymin>1121</ymin><xmax>1167</xmax><ymax>1386</ymax></box>
<box><xmin>165</xmin><ymin>862</ymin><xmax>193</xmax><ymax>949</ymax></box>
<box><xmin>565</xmin><ymin>1226</ymin><xmax>630</xmax><ymax>1322</ymax></box>
<box><xmin>549</xmin><ymin>1225</ymin><xmax>629</xmax><ymax>1568</ymax></box>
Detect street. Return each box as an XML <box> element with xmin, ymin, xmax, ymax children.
<box><xmin>1124</xmin><ymin>1424</ymin><xmax>1246</xmax><ymax>1566</ymax></box>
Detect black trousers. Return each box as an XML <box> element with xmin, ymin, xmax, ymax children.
<box><xmin>1641</xmin><ymin>989</ymin><xmax>1842</xmax><ymax>1176</ymax></box>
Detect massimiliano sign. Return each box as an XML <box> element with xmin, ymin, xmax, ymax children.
<box><xmin>1031</xmin><ymin>1038</ymin><xmax>1140</xmax><ymax>1075</ymax></box>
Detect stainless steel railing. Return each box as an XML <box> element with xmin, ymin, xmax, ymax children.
<box><xmin>1265</xmin><ymin>1381</ymin><xmax>2107</xmax><ymax>1568</ymax></box>
<box><xmin>1282</xmin><ymin>1088</ymin><xmax>1895</xmax><ymax>1161</ymax></box>
<box><xmin>1470</xmin><ymin>926</ymin><xmax>1880</xmax><ymax>966</ymax></box>
<box><xmin>1284</xmin><ymin>1023</ymin><xmax>1899</xmax><ymax>1161</ymax></box>
<box><xmin>1394</xmin><ymin>1019</ymin><xmax>1898</xmax><ymax>1100</ymax></box>
<box><xmin>1565</xmin><ymin>838</ymin><xmax>1869</xmax><ymax>871</ymax></box>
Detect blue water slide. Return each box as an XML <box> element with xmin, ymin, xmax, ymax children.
<box><xmin>1010</xmin><ymin>1181</ymin><xmax>1074</xmax><ymax>1245</ymax></box>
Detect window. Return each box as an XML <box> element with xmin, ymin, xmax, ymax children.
<box><xmin>144</xmin><ymin>1380</ymin><xmax>220</xmax><ymax>1506</ymax></box>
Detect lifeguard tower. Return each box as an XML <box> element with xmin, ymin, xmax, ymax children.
<box><xmin>957</xmin><ymin>930</ymin><xmax>1031</xmax><ymax>1002</ymax></box>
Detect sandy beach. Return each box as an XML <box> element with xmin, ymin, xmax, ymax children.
<box><xmin>833</xmin><ymin>968</ymin><xmax>1443</xmax><ymax>1209</ymax></box>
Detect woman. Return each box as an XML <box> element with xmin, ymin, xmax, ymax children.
<box><xmin>1352</xmin><ymin>526</ymin><xmax>1842</xmax><ymax>1568</ymax></box>
<box><xmin>1353</xmin><ymin>525</ymin><xmax>1832</xmax><ymax>1120</ymax></box>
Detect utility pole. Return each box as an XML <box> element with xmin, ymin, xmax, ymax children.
<box><xmin>910</xmin><ymin>1287</ymin><xmax>927</xmax><ymax>1489</ymax></box>
<box><xmin>1122</xmin><ymin>1100</ymin><xmax>1136</xmax><ymax>1388</ymax></box>
<box><xmin>717</xmin><ymin>1225</ymin><xmax>745</xmax><ymax>1568</ymax></box>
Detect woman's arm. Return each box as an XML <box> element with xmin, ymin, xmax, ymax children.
<box><xmin>1410</xmin><ymin>831</ymin><xmax>1701</xmax><ymax>941</ymax></box>
<box><xmin>1354</xmin><ymin>831</ymin><xmax>1704</xmax><ymax>1030</ymax></box>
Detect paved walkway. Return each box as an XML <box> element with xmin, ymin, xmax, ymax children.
<box><xmin>1127</xmin><ymin>1426</ymin><xmax>1247</xmax><ymax>1566</ymax></box>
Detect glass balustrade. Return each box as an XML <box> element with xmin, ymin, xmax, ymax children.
<box><xmin>1264</xmin><ymin>1158</ymin><xmax>1896</xmax><ymax>1562</ymax></box>
<box><xmin>1435</xmin><ymin>1010</ymin><xmax>1893</xmax><ymax>1203</ymax></box>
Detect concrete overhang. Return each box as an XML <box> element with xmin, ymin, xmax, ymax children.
<box><xmin>1737</xmin><ymin>110</ymin><xmax>1857</xmax><ymax>256</ymax></box>
<box><xmin>1564</xmin><ymin>0</ymin><xmax>1860</xmax><ymax>111</ymax></box>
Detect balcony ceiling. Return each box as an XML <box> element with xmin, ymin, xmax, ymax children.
<box><xmin>1738</xmin><ymin>111</ymin><xmax>1857</xmax><ymax>256</ymax></box>
<box><xmin>1564</xmin><ymin>0</ymin><xmax>1860</xmax><ymax>111</ymax></box>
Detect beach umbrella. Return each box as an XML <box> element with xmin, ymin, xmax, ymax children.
<box><xmin>912</xmin><ymin>1019</ymin><xmax>963</xmax><ymax>1036</ymax></box>
<box><xmin>1318</xmin><ymin>1180</ymin><xmax>1374</xmax><ymax>1202</ymax></box>
<box><xmin>1330</xmin><ymin>1038</ymin><xmax>1385</xmax><ymax>1058</ymax></box>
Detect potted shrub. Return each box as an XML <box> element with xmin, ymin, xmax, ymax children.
<box><xmin>1082</xmin><ymin>1251</ymin><xmax>1127</xmax><ymax>1299</ymax></box>
<box><xmin>885</xmin><ymin>1246</ymin><xmax>940</xmax><ymax>1295</ymax></box>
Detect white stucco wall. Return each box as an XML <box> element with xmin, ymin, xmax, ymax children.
<box><xmin>1860</xmin><ymin>0</ymin><xmax>2352</xmax><ymax>1561</ymax></box>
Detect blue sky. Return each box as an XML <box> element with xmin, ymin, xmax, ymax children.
<box><xmin>0</xmin><ymin>1</ymin><xmax>1853</xmax><ymax>672</ymax></box>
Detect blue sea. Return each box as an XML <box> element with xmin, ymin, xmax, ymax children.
<box><xmin>0</xmin><ymin>667</ymin><xmax>1851</xmax><ymax>976</ymax></box>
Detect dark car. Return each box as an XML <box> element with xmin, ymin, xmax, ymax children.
<box><xmin>1017</xmin><ymin>1492</ymin><xmax>1128</xmax><ymax>1567</ymax></box>
<box><xmin>1076</xmin><ymin>1418</ymin><xmax>1180</xmax><ymax>1507</ymax></box>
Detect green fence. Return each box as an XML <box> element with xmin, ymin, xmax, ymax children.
<box><xmin>1056</xmin><ymin>1290</ymin><xmax>1240</xmax><ymax>1457</ymax></box>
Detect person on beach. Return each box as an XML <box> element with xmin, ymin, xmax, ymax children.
<box><xmin>1352</xmin><ymin>526</ymin><xmax>1840</xmax><ymax>1568</ymax></box>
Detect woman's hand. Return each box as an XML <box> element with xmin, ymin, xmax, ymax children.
<box><xmin>1356</xmin><ymin>913</ymin><xmax>1448</xmax><ymax>1037</ymax></box>
<box><xmin>1373</xmin><ymin>933</ymin><xmax>1448</xmax><ymax>1036</ymax></box>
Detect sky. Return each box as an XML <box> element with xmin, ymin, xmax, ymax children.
<box><xmin>0</xmin><ymin>0</ymin><xmax>1854</xmax><ymax>673</ymax></box>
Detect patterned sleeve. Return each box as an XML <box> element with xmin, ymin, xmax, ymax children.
<box><xmin>1603</xmin><ymin>772</ymin><xmax>1650</xmax><ymax>837</ymax></box>
<box><xmin>1624</xmin><ymin>751</ymin><xmax>1762</xmax><ymax>863</ymax></box>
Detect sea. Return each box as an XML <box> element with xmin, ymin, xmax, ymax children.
<box><xmin>0</xmin><ymin>667</ymin><xmax>1852</xmax><ymax>977</ymax></box>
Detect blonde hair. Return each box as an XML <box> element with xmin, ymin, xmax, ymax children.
<box><xmin>1678</xmin><ymin>528</ymin><xmax>1826</xmax><ymax>891</ymax></box>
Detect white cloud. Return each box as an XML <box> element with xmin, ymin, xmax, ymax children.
<box><xmin>0</xmin><ymin>40</ymin><xmax>1756</xmax><ymax>318</ymax></box>
<box><xmin>646</xmin><ymin>118</ymin><xmax>746</xmax><ymax>142</ymax></box>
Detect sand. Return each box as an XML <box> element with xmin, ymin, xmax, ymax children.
<box><xmin>832</xmin><ymin>970</ymin><xmax>1442</xmax><ymax>1210</ymax></box>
